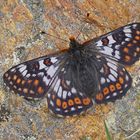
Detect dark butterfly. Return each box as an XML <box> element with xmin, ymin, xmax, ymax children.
<box><xmin>3</xmin><ymin>23</ymin><xmax>140</xmax><ymax>117</ymax></box>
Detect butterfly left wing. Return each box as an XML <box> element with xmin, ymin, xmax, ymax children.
<box><xmin>3</xmin><ymin>54</ymin><xmax>66</xmax><ymax>99</ymax></box>
<box><xmin>84</xmin><ymin>23</ymin><xmax>140</xmax><ymax>65</ymax></box>
<box><xmin>93</xmin><ymin>55</ymin><xmax>132</xmax><ymax>104</ymax></box>
<box><xmin>46</xmin><ymin>65</ymin><xmax>93</xmax><ymax>117</ymax></box>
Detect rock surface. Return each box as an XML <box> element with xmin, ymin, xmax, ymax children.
<box><xmin>0</xmin><ymin>0</ymin><xmax>140</xmax><ymax>139</ymax></box>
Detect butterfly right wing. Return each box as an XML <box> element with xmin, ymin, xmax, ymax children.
<box><xmin>84</xmin><ymin>23</ymin><xmax>140</xmax><ymax>65</ymax></box>
<box><xmin>3</xmin><ymin>53</ymin><xmax>67</xmax><ymax>99</ymax></box>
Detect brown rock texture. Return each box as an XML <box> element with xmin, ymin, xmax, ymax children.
<box><xmin>0</xmin><ymin>0</ymin><xmax>140</xmax><ymax>140</ymax></box>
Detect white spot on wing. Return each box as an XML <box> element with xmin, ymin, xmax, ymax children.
<box><xmin>115</xmin><ymin>45</ymin><xmax>120</xmax><ymax>50</ymax></box>
<box><xmin>101</xmin><ymin>47</ymin><xmax>113</xmax><ymax>55</ymax></box>
<box><xmin>96</xmin><ymin>40</ymin><xmax>102</xmax><ymax>46</ymax></box>
<box><xmin>10</xmin><ymin>68</ymin><xmax>16</xmax><ymax>72</ymax></box>
<box><xmin>47</xmin><ymin>65</ymin><xmax>58</xmax><ymax>77</ymax></box>
<box><xmin>71</xmin><ymin>107</ymin><xmax>76</xmax><ymax>111</ymax></box>
<box><xmin>66</xmin><ymin>80</ymin><xmax>70</xmax><ymax>86</ymax></box>
<box><xmin>125</xmin><ymin>74</ymin><xmax>129</xmax><ymax>81</ymax></box>
<box><xmin>113</xmin><ymin>92</ymin><xmax>117</xmax><ymax>96</ymax></box>
<box><xmin>107</xmin><ymin>35</ymin><xmax>116</xmax><ymax>44</ymax></box>
<box><xmin>123</xmin><ymin>25</ymin><xmax>131</xmax><ymax>30</ymax></box>
<box><xmin>107</xmin><ymin>62</ymin><xmax>117</xmax><ymax>71</ymax></box>
<box><xmin>54</xmin><ymin>79</ymin><xmax>60</xmax><ymax>92</ymax></box>
<box><xmin>19</xmin><ymin>65</ymin><xmax>27</xmax><ymax>73</ymax></box>
<box><xmin>39</xmin><ymin>60</ymin><xmax>46</xmax><ymax>69</ymax></box>
<box><xmin>72</xmin><ymin>87</ymin><xmax>76</xmax><ymax>94</ymax></box>
<box><xmin>100</xmin><ymin>77</ymin><xmax>106</xmax><ymax>84</ymax></box>
<box><xmin>132</xmin><ymin>24</ymin><xmax>137</xmax><ymax>28</ymax></box>
<box><xmin>22</xmin><ymin>70</ymin><xmax>27</xmax><ymax>77</ymax></box>
<box><xmin>57</xmin><ymin>86</ymin><xmax>62</xmax><ymax>98</ymax></box>
<box><xmin>51</xmin><ymin>57</ymin><xmax>57</xmax><ymax>63</ymax></box>
<box><xmin>50</xmin><ymin>100</ymin><xmax>54</xmax><ymax>106</ymax></box>
<box><xmin>108</xmin><ymin>74</ymin><xmax>116</xmax><ymax>82</ymax></box>
<box><xmin>38</xmin><ymin>72</ymin><xmax>44</xmax><ymax>76</ymax></box>
<box><xmin>100</xmin><ymin>67</ymin><xmax>104</xmax><ymax>73</ymax></box>
<box><xmin>68</xmin><ymin>92</ymin><xmax>71</xmax><ymax>97</ymax></box>
<box><xmin>17</xmin><ymin>64</ymin><xmax>25</xmax><ymax>68</ymax></box>
<box><xmin>43</xmin><ymin>76</ymin><xmax>50</xmax><ymax>85</ymax></box>
<box><xmin>56</xmin><ymin>108</ymin><xmax>60</xmax><ymax>111</ymax></box>
<box><xmin>26</xmin><ymin>73</ymin><xmax>31</xmax><ymax>78</ymax></box>
<box><xmin>107</xmin><ymin>78</ymin><xmax>110</xmax><ymax>83</ymax></box>
<box><xmin>106</xmin><ymin>95</ymin><xmax>110</xmax><ymax>99</ymax></box>
<box><xmin>125</xmin><ymin>38</ymin><xmax>130</xmax><ymax>41</ymax></box>
<box><xmin>63</xmin><ymin>91</ymin><xmax>67</xmax><ymax>99</ymax></box>
<box><xmin>125</xmin><ymin>33</ymin><xmax>132</xmax><ymax>38</ymax></box>
<box><xmin>123</xmin><ymin>28</ymin><xmax>131</xmax><ymax>33</ymax></box>
<box><xmin>110</xmin><ymin>68</ymin><xmax>118</xmax><ymax>78</ymax></box>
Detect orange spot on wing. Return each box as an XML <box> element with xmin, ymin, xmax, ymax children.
<box><xmin>103</xmin><ymin>87</ymin><xmax>109</xmax><ymax>95</ymax></box>
<box><xmin>83</xmin><ymin>98</ymin><xmax>91</xmax><ymax>105</ymax></box>
<box><xmin>68</xmin><ymin>99</ymin><xmax>74</xmax><ymax>106</ymax></box>
<box><xmin>109</xmin><ymin>85</ymin><xmax>115</xmax><ymax>92</ymax></box>
<box><xmin>34</xmin><ymin>79</ymin><xmax>39</xmax><ymax>86</ymax></box>
<box><xmin>56</xmin><ymin>99</ymin><xmax>61</xmax><ymax>107</ymax></box>
<box><xmin>136</xmin><ymin>30</ymin><xmax>140</xmax><ymax>35</ymax></box>
<box><xmin>123</xmin><ymin>47</ymin><xmax>129</xmax><ymax>53</ymax></box>
<box><xmin>95</xmin><ymin>93</ymin><xmax>103</xmax><ymax>101</ymax></box>
<box><xmin>136</xmin><ymin>47</ymin><xmax>140</xmax><ymax>52</ymax></box>
<box><xmin>21</xmin><ymin>80</ymin><xmax>25</xmax><ymax>85</ymax></box>
<box><xmin>27</xmin><ymin>80</ymin><xmax>32</xmax><ymax>83</ymax></box>
<box><xmin>37</xmin><ymin>86</ymin><xmax>44</xmax><ymax>94</ymax></box>
<box><xmin>62</xmin><ymin>101</ymin><xmax>67</xmax><ymax>109</ymax></box>
<box><xmin>124</xmin><ymin>55</ymin><xmax>131</xmax><ymax>62</ymax></box>
<box><xmin>127</xmin><ymin>43</ymin><xmax>132</xmax><ymax>47</ymax></box>
<box><xmin>74</xmin><ymin>97</ymin><xmax>81</xmax><ymax>104</ymax></box>
<box><xmin>13</xmin><ymin>75</ymin><xmax>17</xmax><ymax>80</ymax></box>
<box><xmin>135</xmin><ymin>36</ymin><xmax>140</xmax><ymax>40</ymax></box>
<box><xmin>119</xmin><ymin>77</ymin><xmax>124</xmax><ymax>84</ymax></box>
<box><xmin>116</xmin><ymin>83</ymin><xmax>121</xmax><ymax>90</ymax></box>
<box><xmin>16</xmin><ymin>78</ymin><xmax>21</xmax><ymax>84</ymax></box>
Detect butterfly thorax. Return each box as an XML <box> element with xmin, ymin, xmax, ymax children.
<box><xmin>67</xmin><ymin>37</ymin><xmax>99</xmax><ymax>97</ymax></box>
<box><xmin>68</xmin><ymin>37</ymin><xmax>84</xmax><ymax>61</ymax></box>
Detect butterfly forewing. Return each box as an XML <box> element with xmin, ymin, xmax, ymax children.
<box><xmin>85</xmin><ymin>23</ymin><xmax>140</xmax><ymax>65</ymax></box>
<box><xmin>3</xmin><ymin>54</ymin><xmax>66</xmax><ymax>99</ymax></box>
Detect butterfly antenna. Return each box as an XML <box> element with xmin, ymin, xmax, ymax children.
<box><xmin>40</xmin><ymin>31</ymin><xmax>69</xmax><ymax>43</ymax></box>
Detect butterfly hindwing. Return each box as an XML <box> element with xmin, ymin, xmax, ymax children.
<box><xmin>94</xmin><ymin>56</ymin><xmax>132</xmax><ymax>103</ymax></box>
<box><xmin>3</xmin><ymin>54</ymin><xmax>66</xmax><ymax>99</ymax></box>
<box><xmin>85</xmin><ymin>23</ymin><xmax>140</xmax><ymax>65</ymax></box>
<box><xmin>46</xmin><ymin>68</ymin><xmax>93</xmax><ymax>117</ymax></box>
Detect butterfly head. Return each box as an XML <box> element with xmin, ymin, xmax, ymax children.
<box><xmin>68</xmin><ymin>36</ymin><xmax>84</xmax><ymax>62</ymax></box>
<box><xmin>69</xmin><ymin>36</ymin><xmax>82</xmax><ymax>50</ymax></box>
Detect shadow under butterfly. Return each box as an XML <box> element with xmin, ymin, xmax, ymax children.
<box><xmin>3</xmin><ymin>23</ymin><xmax>140</xmax><ymax>117</ymax></box>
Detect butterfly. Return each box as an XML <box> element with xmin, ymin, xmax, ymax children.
<box><xmin>3</xmin><ymin>23</ymin><xmax>140</xmax><ymax>117</ymax></box>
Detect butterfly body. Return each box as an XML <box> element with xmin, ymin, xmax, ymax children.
<box><xmin>3</xmin><ymin>23</ymin><xmax>140</xmax><ymax>116</ymax></box>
